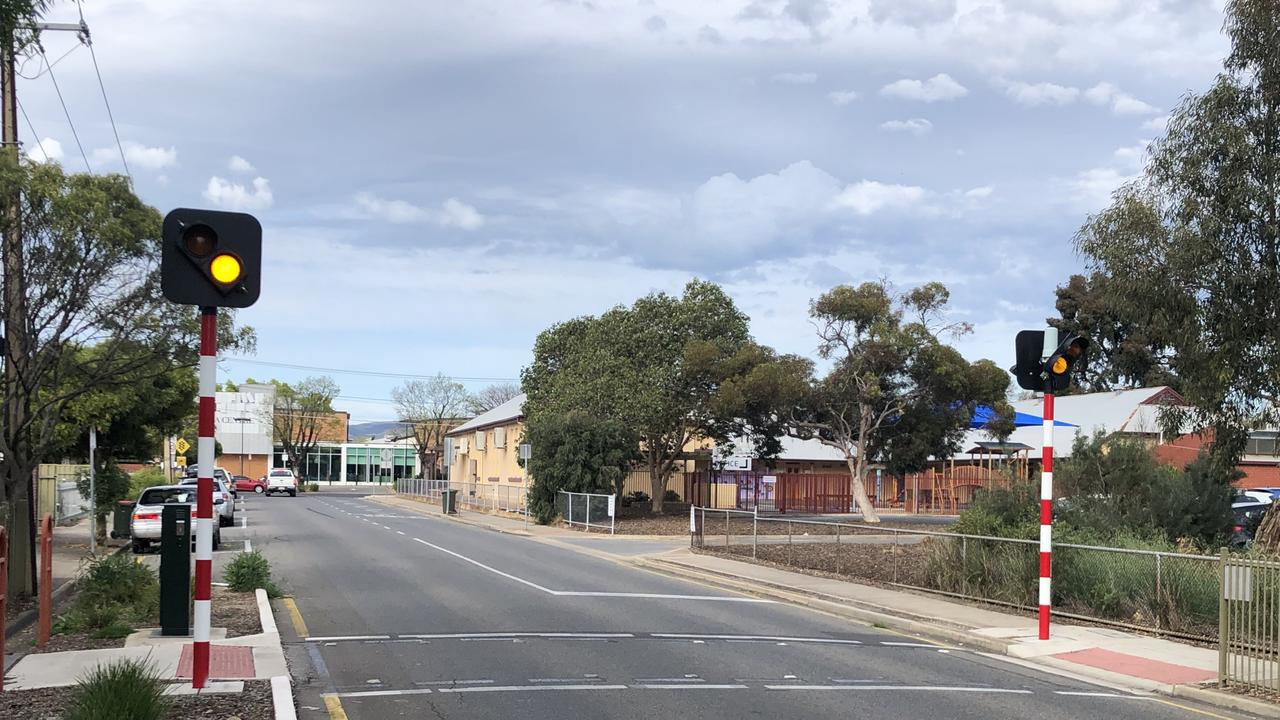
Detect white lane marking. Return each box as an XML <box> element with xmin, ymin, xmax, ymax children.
<box><xmin>879</xmin><ymin>641</ymin><xmax>938</xmax><ymax>648</ymax></box>
<box><xmin>399</xmin><ymin>632</ymin><xmax>634</xmax><ymax>640</ymax></box>
<box><xmin>396</xmin><ymin>530</ymin><xmax>406</xmax><ymax>535</ymax></box>
<box><xmin>406</xmin><ymin>537</ymin><xmax>761</xmax><ymax>603</ymax></box>
<box><xmin>528</xmin><ymin>678</ymin><xmax>605</xmax><ymax>683</ymax></box>
<box><xmin>652</xmin><ymin>634</ymin><xmax>861</xmax><ymax>645</ymax></box>
<box><xmin>556</xmin><ymin>592</ymin><xmax>772</xmax><ymax>603</ymax></box>
<box><xmin>1054</xmin><ymin>691</ymin><xmax>1149</xmax><ymax>699</ymax></box>
<box><xmin>636</xmin><ymin>684</ymin><xmax>747</xmax><ymax>690</ymax></box>
<box><xmin>244</xmin><ymin>539</ymin><xmax>252</xmax><ymax>552</ymax></box>
<box><xmin>241</xmin><ymin>515</ymin><xmax>247</xmax><ymax>529</ymax></box>
<box><xmin>411</xmin><ymin>537</ymin><xmax>558</xmax><ymax>594</ymax></box>
<box><xmin>765</xmin><ymin>685</ymin><xmax>1033</xmax><ymax>694</ymax></box>
<box><xmin>329</xmin><ymin>688</ymin><xmax>434</xmax><ymax>698</ymax></box>
<box><xmin>414</xmin><ymin>680</ymin><xmax>494</xmax><ymax>686</ymax></box>
<box><xmin>636</xmin><ymin>678</ymin><xmax>703</xmax><ymax>683</ymax></box>
<box><xmin>381</xmin><ymin>525</ymin><xmax>391</xmax><ymax>530</ymax></box>
<box><xmin>305</xmin><ymin>635</ymin><xmax>391</xmax><ymax>642</ymax></box>
<box><xmin>437</xmin><ymin>684</ymin><xmax>628</xmax><ymax>694</ymax></box>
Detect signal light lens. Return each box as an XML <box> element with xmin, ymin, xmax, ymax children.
<box><xmin>182</xmin><ymin>224</ymin><xmax>218</xmax><ymax>257</ymax></box>
<box><xmin>210</xmin><ymin>253</ymin><xmax>242</xmax><ymax>284</ymax></box>
<box><xmin>1051</xmin><ymin>356</ymin><xmax>1068</xmax><ymax>374</ymax></box>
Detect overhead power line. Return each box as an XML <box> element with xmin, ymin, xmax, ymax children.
<box><xmin>220</xmin><ymin>357</ymin><xmax>519</xmax><ymax>383</ymax></box>
<box><xmin>76</xmin><ymin>1</ymin><xmax>130</xmax><ymax>180</ymax></box>
<box><xmin>37</xmin><ymin>42</ymin><xmax>91</xmax><ymax>173</ymax></box>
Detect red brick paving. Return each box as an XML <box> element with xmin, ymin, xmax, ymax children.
<box><xmin>176</xmin><ymin>644</ymin><xmax>256</xmax><ymax>679</ymax></box>
<box><xmin>1053</xmin><ymin>648</ymin><xmax>1216</xmax><ymax>684</ymax></box>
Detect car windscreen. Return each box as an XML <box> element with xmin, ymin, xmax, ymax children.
<box><xmin>139</xmin><ymin>488</ymin><xmax>197</xmax><ymax>505</ymax></box>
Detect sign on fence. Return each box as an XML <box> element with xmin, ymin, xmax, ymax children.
<box><xmin>607</xmin><ymin>495</ymin><xmax>616</xmax><ymax>518</ymax></box>
<box><xmin>1224</xmin><ymin>564</ymin><xmax>1253</xmax><ymax>602</ymax></box>
<box><xmin>379</xmin><ymin>448</ymin><xmax>394</xmax><ymax>470</ymax></box>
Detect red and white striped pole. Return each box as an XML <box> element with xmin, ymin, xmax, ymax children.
<box><xmin>1039</xmin><ymin>390</ymin><xmax>1054</xmax><ymax>640</ymax></box>
<box><xmin>194</xmin><ymin>307</ymin><xmax>217</xmax><ymax>688</ymax></box>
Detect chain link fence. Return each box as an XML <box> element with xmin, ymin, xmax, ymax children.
<box><xmin>558</xmin><ymin>490</ymin><xmax>615</xmax><ymax>534</ymax></box>
<box><xmin>690</xmin><ymin>506</ymin><xmax>1221</xmax><ymax>641</ymax></box>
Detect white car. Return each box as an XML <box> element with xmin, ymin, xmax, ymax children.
<box><xmin>1236</xmin><ymin>490</ymin><xmax>1274</xmax><ymax>505</ymax></box>
<box><xmin>180</xmin><ymin>477</ymin><xmax>236</xmax><ymax>527</ymax></box>
<box><xmin>131</xmin><ymin>485</ymin><xmax>222</xmax><ymax>553</ymax></box>
<box><xmin>266</xmin><ymin>468</ymin><xmax>298</xmax><ymax>496</ymax></box>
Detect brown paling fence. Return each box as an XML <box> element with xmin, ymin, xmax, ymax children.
<box><xmin>683</xmin><ymin>466</ymin><xmax>1015</xmax><ymax>515</ymax></box>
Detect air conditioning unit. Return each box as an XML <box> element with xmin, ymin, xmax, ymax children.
<box><xmin>475</xmin><ymin>430</ymin><xmax>486</xmax><ymax>450</ymax></box>
<box><xmin>494</xmin><ymin>427</ymin><xmax>506</xmax><ymax>449</ymax></box>
<box><xmin>458</xmin><ymin>439</ymin><xmax>469</xmax><ymax>453</ymax></box>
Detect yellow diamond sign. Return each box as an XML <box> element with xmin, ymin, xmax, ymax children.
<box><xmin>176</xmin><ymin>438</ymin><xmax>191</xmax><ymax>454</ymax></box>
<box><xmin>176</xmin><ymin>456</ymin><xmax>188</xmax><ymax>467</ymax></box>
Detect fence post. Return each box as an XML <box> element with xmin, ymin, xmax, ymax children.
<box><xmin>567</xmin><ymin>492</ymin><xmax>573</xmax><ymax>527</ymax></box>
<box><xmin>1219</xmin><ymin>547</ymin><xmax>1228</xmax><ymax>687</ymax></box>
<box><xmin>753</xmin><ymin>506</ymin><xmax>758</xmax><ymax>559</ymax></box>
<box><xmin>586</xmin><ymin>495</ymin><xmax>591</xmax><ymax>531</ymax></box>
<box><xmin>1155</xmin><ymin>553</ymin><xmax>1163</xmax><ymax>630</ymax></box>
<box><xmin>38</xmin><ymin>514</ymin><xmax>52</xmax><ymax>648</ymax></box>
<box><xmin>836</xmin><ymin>522</ymin><xmax>842</xmax><ymax>575</ymax></box>
<box><xmin>788</xmin><ymin>520</ymin><xmax>793</xmax><ymax>565</ymax></box>
<box><xmin>725</xmin><ymin>509</ymin><xmax>729</xmax><ymax>548</ymax></box>
<box><xmin>0</xmin><ymin>524</ymin><xmax>7</xmax><ymax>693</ymax></box>
<box><xmin>893</xmin><ymin>529</ymin><xmax>900</xmax><ymax>584</ymax></box>
<box><xmin>961</xmin><ymin>536</ymin><xmax>968</xmax><ymax>596</ymax></box>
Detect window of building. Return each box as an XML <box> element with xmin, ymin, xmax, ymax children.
<box><xmin>1247</xmin><ymin>432</ymin><xmax>1279</xmax><ymax>456</ymax></box>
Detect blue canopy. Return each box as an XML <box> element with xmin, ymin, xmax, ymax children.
<box><xmin>970</xmin><ymin>405</ymin><xmax>1077</xmax><ymax>429</ymax></box>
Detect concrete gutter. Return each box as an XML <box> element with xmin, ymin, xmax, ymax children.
<box><xmin>255</xmin><ymin>587</ymin><xmax>296</xmax><ymax>719</ymax></box>
<box><xmin>636</xmin><ymin>555</ymin><xmax>1280</xmax><ymax>720</ymax></box>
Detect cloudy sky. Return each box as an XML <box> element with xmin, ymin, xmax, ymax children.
<box><xmin>24</xmin><ymin>0</ymin><xmax>1228</xmax><ymax>422</ymax></box>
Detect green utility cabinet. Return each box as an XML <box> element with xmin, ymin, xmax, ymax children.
<box><xmin>159</xmin><ymin>504</ymin><xmax>192</xmax><ymax>636</ymax></box>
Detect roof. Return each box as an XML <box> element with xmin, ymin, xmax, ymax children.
<box><xmin>445</xmin><ymin>393</ymin><xmax>526</xmax><ymax>436</ymax></box>
<box><xmin>961</xmin><ymin>386</ymin><xmax>1187</xmax><ymax>459</ymax></box>
<box><xmin>722</xmin><ymin>435</ymin><xmax>852</xmax><ymax>463</ymax></box>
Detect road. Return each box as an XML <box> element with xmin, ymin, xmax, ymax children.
<box><xmin>232</xmin><ymin>492</ymin><xmax>1252</xmax><ymax>720</ymax></box>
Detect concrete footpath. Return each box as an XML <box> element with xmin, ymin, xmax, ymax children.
<box><xmin>374</xmin><ymin>492</ymin><xmax>1278</xmax><ymax>719</ymax></box>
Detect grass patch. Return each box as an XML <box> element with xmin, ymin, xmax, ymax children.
<box><xmin>67</xmin><ymin>658</ymin><xmax>171</xmax><ymax>720</ymax></box>
<box><xmin>223</xmin><ymin>550</ymin><xmax>282</xmax><ymax>597</ymax></box>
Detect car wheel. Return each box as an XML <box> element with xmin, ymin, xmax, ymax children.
<box><xmin>132</xmin><ymin>539</ymin><xmax>148</xmax><ymax>554</ymax></box>
<box><xmin>254</xmin><ymin>485</ymin><xmax>264</xmax><ymax>494</ymax></box>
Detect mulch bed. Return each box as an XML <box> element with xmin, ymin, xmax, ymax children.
<box><xmin>696</xmin><ymin>540</ymin><xmax>935</xmax><ymax>587</ymax></box>
<box><xmin>0</xmin><ymin>679</ymin><xmax>275</xmax><ymax>719</ymax></box>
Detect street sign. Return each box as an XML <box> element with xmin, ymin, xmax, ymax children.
<box><xmin>518</xmin><ymin>443</ymin><xmax>532</xmax><ymax>460</ymax></box>
<box><xmin>176</xmin><ymin>437</ymin><xmax>191</xmax><ymax>454</ymax></box>
<box><xmin>176</xmin><ymin>456</ymin><xmax>188</xmax><ymax>467</ymax></box>
<box><xmin>607</xmin><ymin>495</ymin><xmax>616</xmax><ymax>518</ymax></box>
<box><xmin>379</xmin><ymin>447</ymin><xmax>394</xmax><ymax>470</ymax></box>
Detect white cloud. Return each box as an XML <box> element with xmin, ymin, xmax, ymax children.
<box><xmin>25</xmin><ymin>137</ymin><xmax>62</xmax><ymax>163</ymax></box>
<box><xmin>879</xmin><ymin>118</ymin><xmax>933</xmax><ymax>135</ymax></box>
<box><xmin>351</xmin><ymin>192</ymin><xmax>485</xmax><ymax>230</ymax></box>
<box><xmin>1142</xmin><ymin>115</ymin><xmax>1170</xmax><ymax>132</ymax></box>
<box><xmin>827</xmin><ymin>89</ymin><xmax>858</xmax><ymax>105</ymax></box>
<box><xmin>773</xmin><ymin>72</ymin><xmax>818</xmax><ymax>85</ymax></box>
<box><xmin>868</xmin><ymin>0</ymin><xmax>956</xmax><ymax>25</ymax></box>
<box><xmin>1084</xmin><ymin>82</ymin><xmax>1159</xmax><ymax>115</ymax></box>
<box><xmin>204</xmin><ymin>176</ymin><xmax>274</xmax><ymax>211</ymax></box>
<box><xmin>964</xmin><ymin>185</ymin><xmax>994</xmax><ymax>198</ymax></box>
<box><xmin>228</xmin><ymin>155</ymin><xmax>256</xmax><ymax>173</ymax></box>
<box><xmin>1002</xmin><ymin>80</ymin><xmax>1080</xmax><ymax>106</ymax></box>
<box><xmin>90</xmin><ymin>141</ymin><xmax>178</xmax><ymax>171</ymax></box>
<box><xmin>879</xmin><ymin>73</ymin><xmax>968</xmax><ymax>102</ymax></box>
<box><xmin>439</xmin><ymin>197</ymin><xmax>485</xmax><ymax>230</ymax></box>
<box><xmin>643</xmin><ymin>15</ymin><xmax>666</xmax><ymax>33</ymax></box>
<box><xmin>833</xmin><ymin>180</ymin><xmax>926</xmax><ymax>215</ymax></box>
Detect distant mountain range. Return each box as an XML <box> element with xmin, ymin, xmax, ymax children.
<box><xmin>347</xmin><ymin>421</ymin><xmax>410</xmax><ymax>441</ymax></box>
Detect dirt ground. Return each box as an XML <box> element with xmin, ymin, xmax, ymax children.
<box><xmin>0</xmin><ymin>679</ymin><xmax>275</xmax><ymax>720</ymax></box>
<box><xmin>695</xmin><ymin>539</ymin><xmax>935</xmax><ymax>587</ymax></box>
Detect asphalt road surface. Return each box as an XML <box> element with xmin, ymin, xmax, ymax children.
<box><xmin>235</xmin><ymin>493</ymin><xmax>1254</xmax><ymax>720</ymax></box>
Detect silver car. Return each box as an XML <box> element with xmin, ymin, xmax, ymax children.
<box><xmin>131</xmin><ymin>485</ymin><xmax>223</xmax><ymax>553</ymax></box>
<box><xmin>180</xmin><ymin>477</ymin><xmax>237</xmax><ymax>527</ymax></box>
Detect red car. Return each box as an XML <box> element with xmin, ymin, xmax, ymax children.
<box><xmin>233</xmin><ymin>474</ymin><xmax>267</xmax><ymax>494</ymax></box>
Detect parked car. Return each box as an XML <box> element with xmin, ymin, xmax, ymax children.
<box><xmin>1235</xmin><ymin>490</ymin><xmax>1274</xmax><ymax>505</ymax></box>
<box><xmin>1231</xmin><ymin>500</ymin><xmax>1269</xmax><ymax>548</ymax></box>
<box><xmin>233</xmin><ymin>474</ymin><xmax>266</xmax><ymax>494</ymax></box>
<box><xmin>266</xmin><ymin>467</ymin><xmax>298</xmax><ymax>497</ymax></box>
<box><xmin>180</xmin><ymin>477</ymin><xmax>237</xmax><ymax>527</ymax></box>
<box><xmin>131</xmin><ymin>485</ymin><xmax>222</xmax><ymax>553</ymax></box>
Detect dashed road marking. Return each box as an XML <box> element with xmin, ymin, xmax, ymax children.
<box><xmin>653</xmin><ymin>634</ymin><xmax>860</xmax><ymax>645</ymax></box>
<box><xmin>436</xmin><ymin>684</ymin><xmax>628</xmax><ymax>694</ymax></box>
<box><xmin>306</xmin><ymin>635</ymin><xmax>391</xmax><ymax>642</ymax></box>
<box><xmin>764</xmin><ymin>685</ymin><xmax>1032</xmax><ymax>694</ymax></box>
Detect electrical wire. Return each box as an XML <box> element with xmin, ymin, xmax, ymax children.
<box><xmin>38</xmin><ymin>42</ymin><xmax>91</xmax><ymax>173</ymax></box>
<box><xmin>77</xmin><ymin>2</ymin><xmax>130</xmax><ymax>181</ymax></box>
<box><xmin>16</xmin><ymin>97</ymin><xmax>43</xmax><ymax>160</ymax></box>
<box><xmin>219</xmin><ymin>357</ymin><xmax>519</xmax><ymax>383</ymax></box>
<box><xmin>16</xmin><ymin>42</ymin><xmax>79</xmax><ymax>80</ymax></box>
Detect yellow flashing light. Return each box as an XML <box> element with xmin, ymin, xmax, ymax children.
<box><xmin>210</xmin><ymin>253</ymin><xmax>243</xmax><ymax>285</ymax></box>
<box><xmin>1051</xmin><ymin>356</ymin><xmax>1068</xmax><ymax>374</ymax></box>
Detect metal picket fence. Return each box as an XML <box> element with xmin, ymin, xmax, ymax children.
<box><xmin>395</xmin><ymin>478</ymin><xmax>530</xmax><ymax>517</ymax></box>
<box><xmin>558</xmin><ymin>490</ymin><xmax>615</xmax><ymax>534</ymax></box>
<box><xmin>690</xmin><ymin>506</ymin><xmax>1221</xmax><ymax>641</ymax></box>
<box><xmin>1219</xmin><ymin>550</ymin><xmax>1280</xmax><ymax>698</ymax></box>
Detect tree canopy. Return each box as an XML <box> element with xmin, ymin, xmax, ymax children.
<box><xmin>523</xmin><ymin>411</ymin><xmax>636</xmax><ymax>524</ymax></box>
<box><xmin>522</xmin><ymin>279</ymin><xmax>803</xmax><ymax>513</ymax></box>
<box><xmin>791</xmin><ymin>281</ymin><xmax>1011</xmax><ymax>521</ymax></box>
<box><xmin>392</xmin><ymin>374</ymin><xmax>471</xmax><ymax>479</ymax></box>
<box><xmin>271</xmin><ymin>376</ymin><xmax>340</xmax><ymax>472</ymax></box>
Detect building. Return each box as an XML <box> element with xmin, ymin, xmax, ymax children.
<box><xmin>1153</xmin><ymin>429</ymin><xmax>1280</xmax><ymax>489</ymax></box>
<box><xmin>445</xmin><ymin>394</ymin><xmax>526</xmax><ymax>485</ymax></box>
<box><xmin>214</xmin><ymin>383</ymin><xmax>276</xmax><ymax>479</ymax></box>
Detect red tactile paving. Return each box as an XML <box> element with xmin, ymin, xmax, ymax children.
<box><xmin>1053</xmin><ymin>648</ymin><xmax>1216</xmax><ymax>684</ymax></box>
<box><xmin>176</xmin><ymin>644</ymin><xmax>256</xmax><ymax>679</ymax></box>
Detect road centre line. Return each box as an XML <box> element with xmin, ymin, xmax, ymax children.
<box><xmin>639</xmin><ymin>684</ymin><xmax>747</xmax><ymax>690</ymax></box>
<box><xmin>411</xmin><ymin>537</ymin><xmax>558</xmax><ymax>593</ymax></box>
<box><xmin>306</xmin><ymin>635</ymin><xmax>392</xmax><ymax>642</ymax></box>
<box><xmin>398</xmin><ymin>632</ymin><xmax>635</xmax><ymax>640</ymax></box>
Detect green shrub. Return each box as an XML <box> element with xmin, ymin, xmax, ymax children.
<box><xmin>223</xmin><ymin>550</ymin><xmax>281</xmax><ymax>596</ymax></box>
<box><xmin>67</xmin><ymin>658</ymin><xmax>171</xmax><ymax>720</ymax></box>
<box><xmin>308</xmin><ymin>483</ymin><xmax>319</xmax><ymax>493</ymax></box>
<box><xmin>663</xmin><ymin>489</ymin><xmax>680</xmax><ymax>502</ymax></box>
<box><xmin>128</xmin><ymin>467</ymin><xmax>168</xmax><ymax>499</ymax></box>
<box><xmin>55</xmin><ymin>554</ymin><xmax>159</xmax><ymax>635</ymax></box>
<box><xmin>91</xmin><ymin>621</ymin><xmax>135</xmax><ymax>640</ymax></box>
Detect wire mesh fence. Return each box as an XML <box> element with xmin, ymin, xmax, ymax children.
<box><xmin>690</xmin><ymin>506</ymin><xmax>1222</xmax><ymax>641</ymax></box>
<box><xmin>395</xmin><ymin>478</ymin><xmax>529</xmax><ymax>517</ymax></box>
<box><xmin>558</xmin><ymin>490</ymin><xmax>616</xmax><ymax>534</ymax></box>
